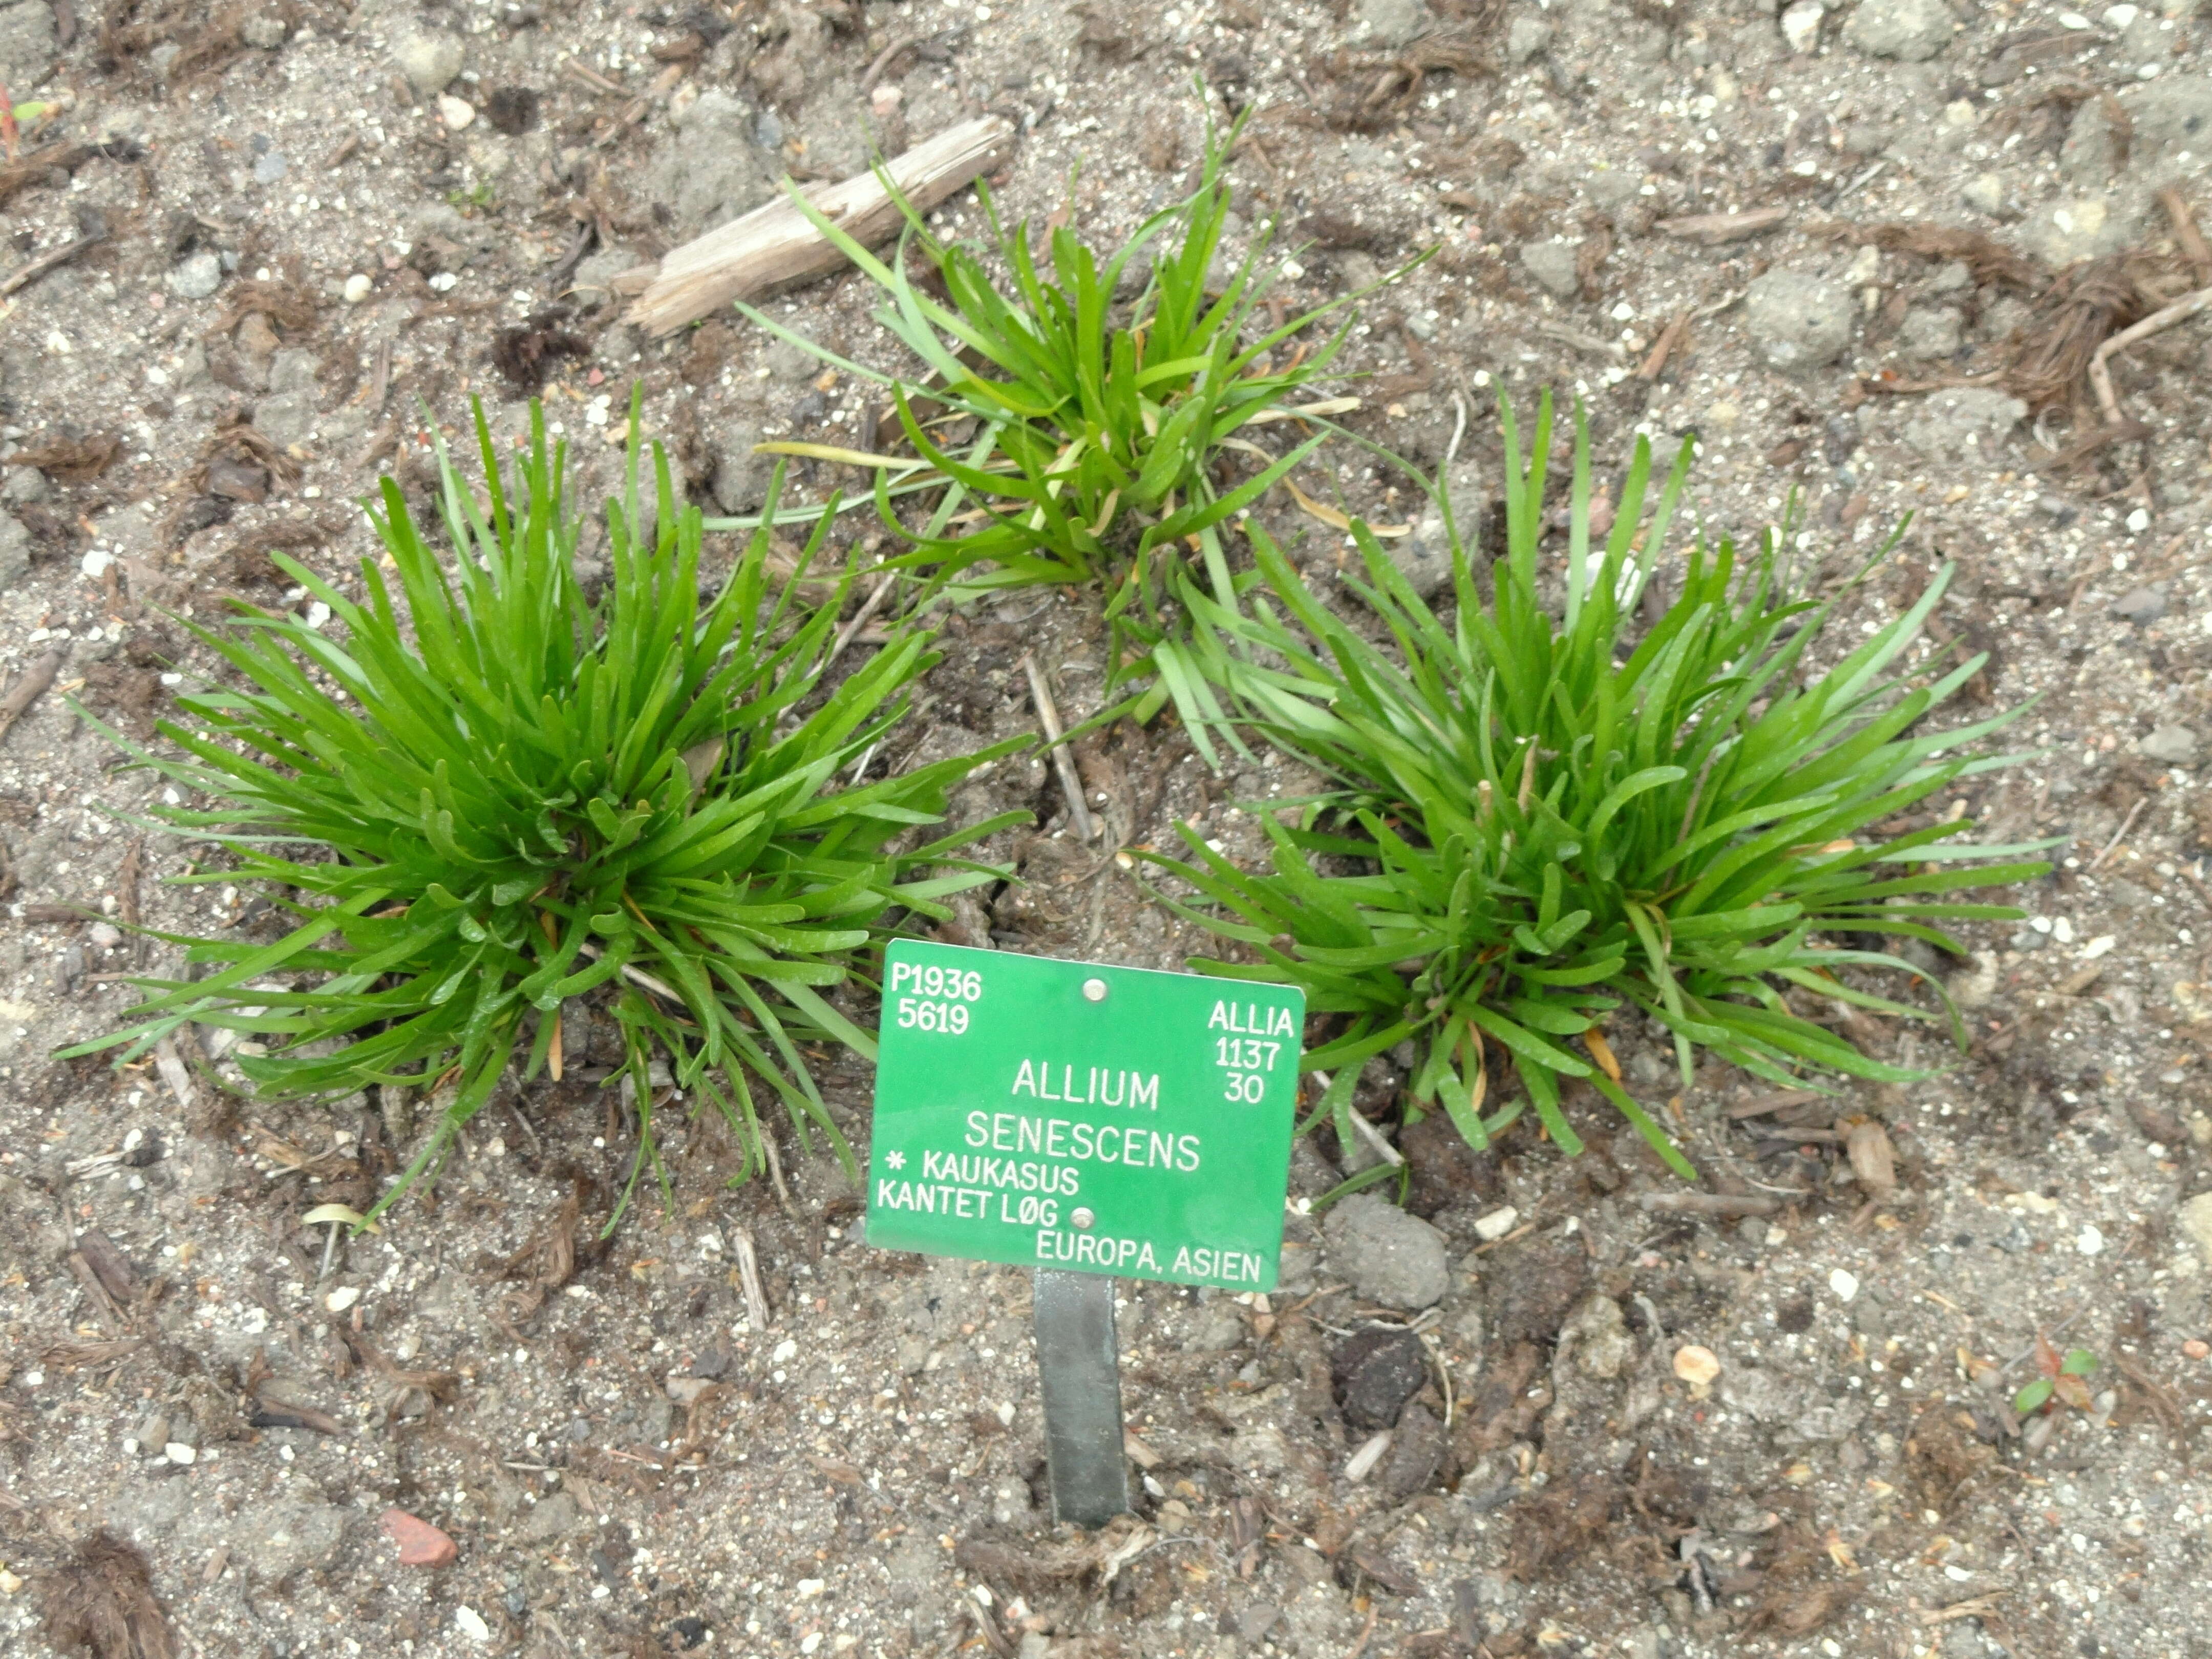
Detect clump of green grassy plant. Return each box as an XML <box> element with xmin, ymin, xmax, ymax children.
<box><xmin>1147</xmin><ymin>395</ymin><xmax>2050</xmax><ymax>1178</ymax></box>
<box><xmin>68</xmin><ymin>400</ymin><xmax>1025</xmax><ymax>1227</ymax></box>
<box><xmin>724</xmin><ymin>83</ymin><xmax>1411</xmax><ymax>762</ymax></box>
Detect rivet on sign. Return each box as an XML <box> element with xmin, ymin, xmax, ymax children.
<box><xmin>1071</xmin><ymin>1208</ymin><xmax>1096</xmax><ymax>1230</ymax></box>
<box><xmin>1081</xmin><ymin>979</ymin><xmax>1108</xmax><ymax>1003</ymax></box>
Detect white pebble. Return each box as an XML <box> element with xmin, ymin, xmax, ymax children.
<box><xmin>1472</xmin><ymin>1205</ymin><xmax>1520</xmax><ymax>1242</ymax></box>
<box><xmin>771</xmin><ymin>1338</ymin><xmax>798</xmax><ymax>1363</ymax></box>
<box><xmin>81</xmin><ymin>548</ymin><xmax>115</xmax><ymax>579</ymax></box>
<box><xmin>455</xmin><ymin>1606</ymin><xmax>492</xmax><ymax>1642</ymax></box>
<box><xmin>438</xmin><ymin>94</ymin><xmax>476</xmax><ymax>130</ymax></box>
<box><xmin>2077</xmin><ymin>1225</ymin><xmax>2105</xmax><ymax>1256</ymax></box>
<box><xmin>1780</xmin><ymin>0</ymin><xmax>1824</xmax><ymax>53</ymax></box>
<box><xmin>342</xmin><ymin>273</ymin><xmax>372</xmax><ymax>304</ymax></box>
<box><xmin>325</xmin><ymin>1285</ymin><xmax>361</xmax><ymax>1312</ymax></box>
<box><xmin>1828</xmin><ymin>1267</ymin><xmax>1859</xmax><ymax>1303</ymax></box>
<box><xmin>164</xmin><ymin>1441</ymin><xmax>197</xmax><ymax>1464</ymax></box>
<box><xmin>2080</xmin><ymin>935</ymin><xmax>2116</xmax><ymax>961</ymax></box>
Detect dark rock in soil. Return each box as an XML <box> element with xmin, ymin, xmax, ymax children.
<box><xmin>1332</xmin><ymin>1325</ymin><xmax>1431</xmax><ymax>1430</ymax></box>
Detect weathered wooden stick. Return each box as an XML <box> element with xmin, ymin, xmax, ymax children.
<box><xmin>621</xmin><ymin>115</ymin><xmax>1018</xmax><ymax>336</ymax></box>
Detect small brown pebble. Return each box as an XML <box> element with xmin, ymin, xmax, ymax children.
<box><xmin>380</xmin><ymin>1507</ymin><xmax>457</xmax><ymax>1568</ymax></box>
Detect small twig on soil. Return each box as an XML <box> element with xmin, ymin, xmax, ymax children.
<box><xmin>2089</xmin><ymin>797</ymin><xmax>2147</xmax><ymax>870</ymax></box>
<box><xmin>1636</xmin><ymin>1191</ymin><xmax>1785</xmax><ymax>1217</ymax></box>
<box><xmin>2089</xmin><ymin>282</ymin><xmax>2212</xmax><ymax>428</ymax></box>
<box><xmin>2115</xmin><ymin>1352</ymin><xmax>2190</xmax><ymax>1462</ymax></box>
<box><xmin>1997</xmin><ymin>1308</ymin><xmax>2083</xmax><ymax>1376</ymax></box>
<box><xmin>1653</xmin><ymin>207</ymin><xmax>1787</xmax><ymax>245</ymax></box>
<box><xmin>1835</xmin><ymin>159</ymin><xmax>1888</xmax><ymax>200</ymax></box>
<box><xmin>0</xmin><ymin>232</ymin><xmax>103</xmax><ymax>300</ymax></box>
<box><xmin>2029</xmin><ymin>417</ymin><xmax>2151</xmax><ymax>473</ymax></box>
<box><xmin>1637</xmin><ymin>310</ymin><xmax>1691</xmax><ymax>380</ymax></box>
<box><xmin>0</xmin><ymin>649</ymin><xmax>63</xmax><ymax>746</ymax></box>
<box><xmin>861</xmin><ymin>30</ymin><xmax>920</xmax><ymax>90</ymax></box>
<box><xmin>152</xmin><ymin>1035</ymin><xmax>197</xmax><ymax>1112</ymax></box>
<box><xmin>732</xmin><ymin>1226</ymin><xmax>771</xmax><ymax>1331</ymax></box>
<box><xmin>827</xmin><ymin>572</ymin><xmax>899</xmax><ymax>670</ymax></box>
<box><xmin>2160</xmin><ymin>187</ymin><xmax>2212</xmax><ymax>287</ymax></box>
<box><xmin>1022</xmin><ymin>652</ymin><xmax>1096</xmax><ymax>842</ymax></box>
<box><xmin>2178</xmin><ymin>863</ymin><xmax>2212</xmax><ymax>918</ymax></box>
<box><xmin>562</xmin><ymin>59</ymin><xmax>627</xmax><ymax>94</ymax></box>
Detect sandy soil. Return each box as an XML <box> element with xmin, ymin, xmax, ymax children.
<box><xmin>7</xmin><ymin>0</ymin><xmax>2212</xmax><ymax>1654</ymax></box>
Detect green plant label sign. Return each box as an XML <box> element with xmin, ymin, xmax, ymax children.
<box><xmin>865</xmin><ymin>941</ymin><xmax>1305</xmax><ymax>1289</ymax></box>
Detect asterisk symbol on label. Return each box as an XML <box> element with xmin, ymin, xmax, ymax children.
<box><xmin>885</xmin><ymin>1150</ymin><xmax>906</xmax><ymax>1171</ymax></box>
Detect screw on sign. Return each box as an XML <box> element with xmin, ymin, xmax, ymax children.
<box><xmin>867</xmin><ymin>940</ymin><xmax>1305</xmax><ymax>1525</ymax></box>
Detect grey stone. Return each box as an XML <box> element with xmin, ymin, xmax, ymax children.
<box><xmin>1184</xmin><ymin>1300</ymin><xmax>1245</xmax><ymax>1352</ymax></box>
<box><xmin>0</xmin><ymin>511</ymin><xmax>28</xmax><ymax>595</ymax></box>
<box><xmin>1379</xmin><ymin>1400</ymin><xmax>1446</xmax><ymax>1500</ymax></box>
<box><xmin>1332</xmin><ymin>1326</ymin><xmax>1431</xmax><ymax>1429</ymax></box>
<box><xmin>1237</xmin><ymin>1606</ymin><xmax>1285</xmax><ymax>1642</ymax></box>
<box><xmin>1519</xmin><ymin>239</ymin><xmax>1581</xmax><ymax>299</ymax></box>
<box><xmin>1358</xmin><ymin>0</ymin><xmax>1434</xmax><ymax>48</ymax></box>
<box><xmin>2117</xmin><ymin>9</ymin><xmax>2171</xmax><ymax>75</ymax></box>
<box><xmin>1718</xmin><ymin>1364</ymin><xmax>1807</xmax><ymax>1423</ymax></box>
<box><xmin>2112</xmin><ymin>584</ymin><xmax>2169</xmax><ymax>626</ymax></box>
<box><xmin>1942</xmin><ymin>1618</ymin><xmax>2003</xmax><ymax>1658</ymax></box>
<box><xmin>1385</xmin><ymin>462</ymin><xmax>1478</xmax><ymax>602</ymax></box>
<box><xmin>0</xmin><ymin>2</ymin><xmax>56</xmax><ymax>97</ymax></box>
<box><xmin>1321</xmin><ymin>1194</ymin><xmax>1451</xmax><ymax>1310</ymax></box>
<box><xmin>1506</xmin><ymin>14</ymin><xmax>1552</xmax><ymax>61</ymax></box>
<box><xmin>166</xmin><ymin>251</ymin><xmax>223</xmax><ymax>301</ymax></box>
<box><xmin>569</xmin><ymin>245</ymin><xmax>642</xmax><ymax>299</ymax></box>
<box><xmin>1901</xmin><ymin>387</ymin><xmax>2025</xmax><ymax>461</ymax></box>
<box><xmin>2126</xmin><ymin>76</ymin><xmax>2212</xmax><ymax>172</ymax></box>
<box><xmin>2017</xmin><ymin>194</ymin><xmax>2136</xmax><ymax>266</ymax></box>
<box><xmin>766</xmin><ymin>338</ymin><xmax>817</xmax><ymax>381</ymax></box>
<box><xmin>2061</xmin><ymin>97</ymin><xmax>2122</xmax><ymax>186</ymax></box>
<box><xmin>710</xmin><ymin>420</ymin><xmax>771</xmax><ymax>516</ymax></box>
<box><xmin>410</xmin><ymin>200</ymin><xmax>500</xmax><ymax>264</ymax></box>
<box><xmin>2139</xmin><ymin>724</ymin><xmax>2199</xmax><ymax>765</ymax></box>
<box><xmin>644</xmin><ymin>90</ymin><xmax>776</xmax><ymax>235</ymax></box>
<box><xmin>520</xmin><ymin>1490</ymin><xmax>584</xmax><ymax>1541</ymax></box>
<box><xmin>268</xmin><ymin>348</ymin><xmax>320</xmax><ymax>396</ymax></box>
<box><xmin>240</xmin><ymin>7</ymin><xmax>286</xmax><ymax>47</ymax></box>
<box><xmin>2179</xmin><ymin>1192</ymin><xmax>2212</xmax><ymax>1266</ymax></box>
<box><xmin>231</xmin><ymin>1500</ymin><xmax>351</xmax><ymax>1582</ymax></box>
<box><xmin>1563</xmin><ymin>1293</ymin><xmax>1635</xmax><ymax>1379</ymax></box>
<box><xmin>1928</xmin><ymin>260</ymin><xmax>1972</xmax><ymax>294</ymax></box>
<box><xmin>393</xmin><ymin>29</ymin><xmax>463</xmax><ymax>95</ymax></box>
<box><xmin>1228</xmin><ymin>1423</ymin><xmax>1288</xmax><ymax>1471</ymax></box>
<box><xmin>253</xmin><ymin>391</ymin><xmax>317</xmax><ymax>450</ymax></box>
<box><xmin>1586</xmin><ymin>169</ymin><xmax>1641</xmax><ymax>210</ymax></box>
<box><xmin>2</xmin><ymin>465</ymin><xmax>45</xmax><ymax>503</ymax></box>
<box><xmin>1844</xmin><ymin>0</ymin><xmax>1953</xmax><ymax>60</ymax></box>
<box><xmin>252</xmin><ymin>149</ymin><xmax>289</xmax><ymax>184</ymax></box>
<box><xmin>1744</xmin><ymin>270</ymin><xmax>1852</xmax><ymax>371</ymax></box>
<box><xmin>1961</xmin><ymin>172</ymin><xmax>2007</xmax><ymax>216</ymax></box>
<box><xmin>1897</xmin><ymin>307</ymin><xmax>1962</xmax><ymax>359</ymax></box>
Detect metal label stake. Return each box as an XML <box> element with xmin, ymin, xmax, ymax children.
<box><xmin>865</xmin><ymin>940</ymin><xmax>1307</xmax><ymax>1532</ymax></box>
<box><xmin>1032</xmin><ymin>1268</ymin><xmax>1128</xmax><ymax>1527</ymax></box>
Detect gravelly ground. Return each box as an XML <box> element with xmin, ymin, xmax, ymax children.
<box><xmin>8</xmin><ymin>0</ymin><xmax>2212</xmax><ymax>1654</ymax></box>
